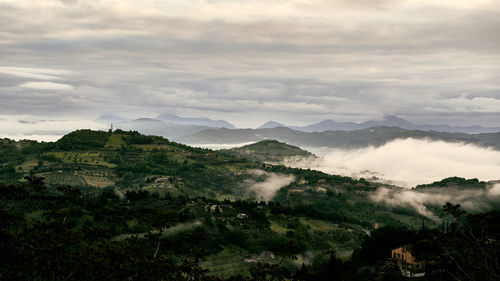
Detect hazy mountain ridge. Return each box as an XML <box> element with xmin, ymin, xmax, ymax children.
<box><xmin>180</xmin><ymin>126</ymin><xmax>500</xmax><ymax>150</ymax></box>
<box><xmin>113</xmin><ymin>118</ymin><xmax>212</xmax><ymax>140</ymax></box>
<box><xmin>290</xmin><ymin>115</ymin><xmax>500</xmax><ymax>134</ymax></box>
<box><xmin>96</xmin><ymin>114</ymin><xmax>500</xmax><ymax>141</ymax></box>
<box><xmin>258</xmin><ymin>121</ymin><xmax>287</xmax><ymax>129</ymax></box>
<box><xmin>156</xmin><ymin>113</ymin><xmax>236</xmax><ymax>129</ymax></box>
<box><xmin>94</xmin><ymin>114</ymin><xmax>500</xmax><ymax>156</ymax></box>
<box><xmin>96</xmin><ymin>113</ymin><xmax>236</xmax><ymax>129</ymax></box>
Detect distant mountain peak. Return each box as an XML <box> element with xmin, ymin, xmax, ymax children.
<box><xmin>314</xmin><ymin>119</ymin><xmax>339</xmax><ymax>125</ymax></box>
<box><xmin>133</xmin><ymin>118</ymin><xmax>162</xmax><ymax>123</ymax></box>
<box><xmin>258</xmin><ymin>121</ymin><xmax>286</xmax><ymax>129</ymax></box>
<box><xmin>95</xmin><ymin>114</ymin><xmax>127</xmax><ymax>123</ymax></box>
<box><xmin>156</xmin><ymin>113</ymin><xmax>235</xmax><ymax>129</ymax></box>
<box><xmin>354</xmin><ymin>115</ymin><xmax>416</xmax><ymax>130</ymax></box>
<box><xmin>383</xmin><ymin>115</ymin><xmax>406</xmax><ymax>121</ymax></box>
<box><xmin>380</xmin><ymin>115</ymin><xmax>414</xmax><ymax>125</ymax></box>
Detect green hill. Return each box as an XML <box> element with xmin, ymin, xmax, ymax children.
<box><xmin>223</xmin><ymin>139</ymin><xmax>315</xmax><ymax>163</ymax></box>
<box><xmin>1</xmin><ymin>129</ymin><xmax>488</xmax><ymax>279</ymax></box>
<box><xmin>1</xmin><ymin>130</ymin><xmax>355</xmax><ymax>198</ymax></box>
<box><xmin>415</xmin><ymin>177</ymin><xmax>485</xmax><ymax>189</ymax></box>
<box><xmin>1</xmin><ymin>129</ymin><xmax>498</xmax><ymax>280</ymax></box>
<box><xmin>0</xmin><ymin>129</ymin><xmax>419</xmax><ymax>227</ymax></box>
<box><xmin>0</xmin><ymin>129</ymin><xmax>466</xmax><ymax>229</ymax></box>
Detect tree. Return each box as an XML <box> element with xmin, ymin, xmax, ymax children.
<box><xmin>24</xmin><ymin>175</ymin><xmax>46</xmax><ymax>193</ymax></box>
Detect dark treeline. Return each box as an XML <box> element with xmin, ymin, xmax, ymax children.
<box><xmin>1</xmin><ymin>178</ymin><xmax>499</xmax><ymax>281</ymax></box>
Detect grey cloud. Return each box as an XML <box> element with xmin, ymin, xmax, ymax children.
<box><xmin>59</xmin><ymin>0</ymin><xmax>79</xmax><ymax>5</ymax></box>
<box><xmin>0</xmin><ymin>1</ymin><xmax>499</xmax><ymax>129</ymax></box>
<box><xmin>0</xmin><ymin>114</ymin><xmax>106</xmax><ymax>141</ymax></box>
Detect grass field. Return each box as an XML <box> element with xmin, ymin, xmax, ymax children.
<box><xmin>143</xmin><ymin>182</ymin><xmax>180</xmax><ymax>197</ymax></box>
<box><xmin>81</xmin><ymin>175</ymin><xmax>115</xmax><ymax>187</ymax></box>
<box><xmin>299</xmin><ymin>217</ymin><xmax>339</xmax><ymax>232</ymax></box>
<box><xmin>135</xmin><ymin>144</ymin><xmax>174</xmax><ymax>151</ymax></box>
<box><xmin>269</xmin><ymin>218</ymin><xmax>290</xmax><ymax>234</ymax></box>
<box><xmin>106</xmin><ymin>134</ymin><xmax>126</xmax><ymax>148</ymax></box>
<box><xmin>45</xmin><ymin>151</ymin><xmax>116</xmax><ymax>168</ymax></box>
<box><xmin>41</xmin><ymin>168</ymin><xmax>115</xmax><ymax>188</ymax></box>
<box><xmin>79</xmin><ymin>168</ymin><xmax>116</xmax><ymax>187</ymax></box>
<box><xmin>43</xmin><ymin>171</ymin><xmax>88</xmax><ymax>186</ymax></box>
<box><xmin>375</xmin><ymin>211</ymin><xmax>438</xmax><ymax>229</ymax></box>
<box><xmin>202</xmin><ymin>247</ymin><xmax>253</xmax><ymax>278</ymax></box>
<box><xmin>16</xmin><ymin>157</ymin><xmax>38</xmax><ymax>173</ymax></box>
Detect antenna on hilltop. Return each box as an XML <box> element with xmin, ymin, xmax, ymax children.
<box><xmin>109</xmin><ymin>123</ymin><xmax>113</xmax><ymax>133</ymax></box>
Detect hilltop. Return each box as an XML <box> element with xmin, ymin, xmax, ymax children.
<box><xmin>223</xmin><ymin>140</ymin><xmax>315</xmax><ymax>163</ymax></box>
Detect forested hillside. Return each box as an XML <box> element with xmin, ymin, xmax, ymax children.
<box><xmin>223</xmin><ymin>140</ymin><xmax>314</xmax><ymax>163</ymax></box>
<box><xmin>1</xmin><ymin>130</ymin><xmax>499</xmax><ymax>280</ymax></box>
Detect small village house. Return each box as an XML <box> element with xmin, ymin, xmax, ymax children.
<box><xmin>391</xmin><ymin>245</ymin><xmax>425</xmax><ymax>275</ymax></box>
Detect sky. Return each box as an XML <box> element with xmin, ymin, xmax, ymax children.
<box><xmin>1</xmin><ymin>0</ymin><xmax>500</xmax><ymax>139</ymax></box>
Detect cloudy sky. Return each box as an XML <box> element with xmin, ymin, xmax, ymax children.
<box><xmin>1</xmin><ymin>0</ymin><xmax>500</xmax><ymax>139</ymax></box>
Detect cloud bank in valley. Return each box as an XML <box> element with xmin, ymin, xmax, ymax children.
<box><xmin>370</xmin><ymin>183</ymin><xmax>500</xmax><ymax>221</ymax></box>
<box><xmin>282</xmin><ymin>138</ymin><xmax>500</xmax><ymax>187</ymax></box>
<box><xmin>245</xmin><ymin>169</ymin><xmax>295</xmax><ymax>201</ymax></box>
<box><xmin>279</xmin><ymin>138</ymin><xmax>500</xmax><ymax>220</ymax></box>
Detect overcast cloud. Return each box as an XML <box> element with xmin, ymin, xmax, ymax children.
<box><xmin>0</xmin><ymin>0</ymin><xmax>499</xmax><ymax>136</ymax></box>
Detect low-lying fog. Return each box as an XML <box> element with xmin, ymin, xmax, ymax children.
<box><xmin>195</xmin><ymin>138</ymin><xmax>500</xmax><ymax>188</ymax></box>
<box><xmin>285</xmin><ymin>138</ymin><xmax>500</xmax><ymax>188</ymax></box>
<box><xmin>244</xmin><ymin>169</ymin><xmax>295</xmax><ymax>202</ymax></box>
<box><xmin>370</xmin><ymin>183</ymin><xmax>500</xmax><ymax>221</ymax></box>
<box><xmin>198</xmin><ymin>138</ymin><xmax>500</xmax><ymax>219</ymax></box>
<box><xmin>283</xmin><ymin>138</ymin><xmax>500</xmax><ymax>219</ymax></box>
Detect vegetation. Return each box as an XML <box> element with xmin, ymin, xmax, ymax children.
<box><xmin>223</xmin><ymin>140</ymin><xmax>314</xmax><ymax>163</ymax></box>
<box><xmin>415</xmin><ymin>177</ymin><xmax>485</xmax><ymax>189</ymax></box>
<box><xmin>1</xmin><ymin>180</ymin><xmax>499</xmax><ymax>280</ymax></box>
<box><xmin>0</xmin><ymin>130</ymin><xmax>498</xmax><ymax>280</ymax></box>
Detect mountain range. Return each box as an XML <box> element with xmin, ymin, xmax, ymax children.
<box><xmin>288</xmin><ymin>115</ymin><xmax>500</xmax><ymax>134</ymax></box>
<box><xmin>156</xmin><ymin>113</ymin><xmax>236</xmax><ymax>129</ymax></box>
<box><xmin>97</xmin><ymin>114</ymin><xmax>500</xmax><ymax>134</ymax></box>
<box><xmin>112</xmin><ymin>118</ymin><xmax>212</xmax><ymax>140</ymax></box>
<box><xmin>95</xmin><ymin>114</ymin><xmax>500</xmax><ymax>149</ymax></box>
<box><xmin>179</xmin><ymin>126</ymin><xmax>500</xmax><ymax>149</ymax></box>
<box><xmin>96</xmin><ymin>113</ymin><xmax>236</xmax><ymax>140</ymax></box>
